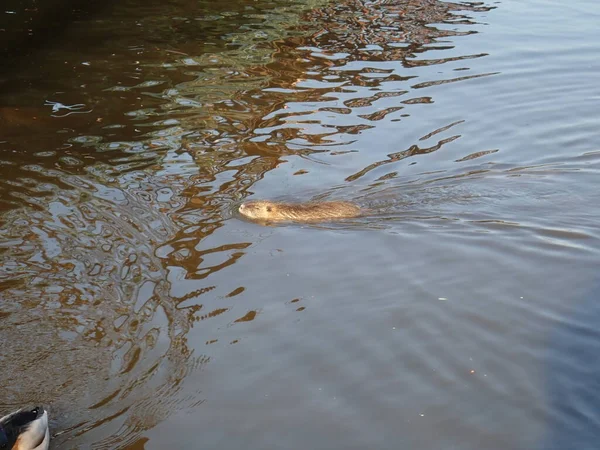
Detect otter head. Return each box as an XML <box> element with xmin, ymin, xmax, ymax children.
<box><xmin>238</xmin><ymin>201</ymin><xmax>278</xmax><ymax>220</ymax></box>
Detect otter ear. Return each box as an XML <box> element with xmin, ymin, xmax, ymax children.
<box><xmin>266</xmin><ymin>206</ymin><xmax>272</xmax><ymax>212</ymax></box>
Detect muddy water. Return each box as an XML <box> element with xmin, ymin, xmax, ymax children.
<box><xmin>1</xmin><ymin>0</ymin><xmax>600</xmax><ymax>448</ymax></box>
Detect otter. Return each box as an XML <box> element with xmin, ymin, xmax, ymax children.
<box><xmin>238</xmin><ymin>200</ymin><xmax>361</xmax><ymax>222</ymax></box>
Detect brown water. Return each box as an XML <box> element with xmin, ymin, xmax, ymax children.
<box><xmin>1</xmin><ymin>0</ymin><xmax>600</xmax><ymax>448</ymax></box>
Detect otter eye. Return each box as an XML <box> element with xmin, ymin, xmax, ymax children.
<box><xmin>266</xmin><ymin>206</ymin><xmax>272</xmax><ymax>212</ymax></box>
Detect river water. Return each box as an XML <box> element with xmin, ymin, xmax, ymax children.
<box><xmin>1</xmin><ymin>0</ymin><xmax>600</xmax><ymax>448</ymax></box>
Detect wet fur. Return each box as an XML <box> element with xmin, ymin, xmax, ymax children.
<box><xmin>239</xmin><ymin>200</ymin><xmax>361</xmax><ymax>222</ymax></box>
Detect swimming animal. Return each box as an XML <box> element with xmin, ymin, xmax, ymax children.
<box><xmin>238</xmin><ymin>200</ymin><xmax>361</xmax><ymax>222</ymax></box>
<box><xmin>0</xmin><ymin>406</ymin><xmax>49</xmax><ymax>450</ymax></box>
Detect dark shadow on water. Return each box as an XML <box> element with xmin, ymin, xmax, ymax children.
<box><xmin>0</xmin><ymin>0</ymin><xmax>112</xmax><ymax>65</ymax></box>
<box><xmin>542</xmin><ymin>282</ymin><xmax>600</xmax><ymax>449</ymax></box>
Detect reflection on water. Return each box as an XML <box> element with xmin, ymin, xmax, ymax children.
<box><xmin>2</xmin><ymin>0</ymin><xmax>600</xmax><ymax>447</ymax></box>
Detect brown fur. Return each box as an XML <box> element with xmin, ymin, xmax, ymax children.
<box><xmin>239</xmin><ymin>200</ymin><xmax>361</xmax><ymax>222</ymax></box>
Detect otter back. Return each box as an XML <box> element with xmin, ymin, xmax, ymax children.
<box><xmin>276</xmin><ymin>202</ymin><xmax>360</xmax><ymax>221</ymax></box>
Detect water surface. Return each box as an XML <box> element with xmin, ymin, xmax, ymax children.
<box><xmin>1</xmin><ymin>0</ymin><xmax>600</xmax><ymax>448</ymax></box>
